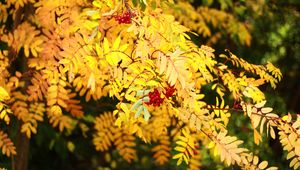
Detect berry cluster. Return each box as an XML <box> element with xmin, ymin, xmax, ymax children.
<box><xmin>146</xmin><ymin>86</ymin><xmax>176</xmax><ymax>107</ymax></box>
<box><xmin>164</xmin><ymin>85</ymin><xmax>176</xmax><ymax>98</ymax></box>
<box><xmin>146</xmin><ymin>89</ymin><xmax>164</xmax><ymax>106</ymax></box>
<box><xmin>114</xmin><ymin>11</ymin><xmax>135</xmax><ymax>24</ymax></box>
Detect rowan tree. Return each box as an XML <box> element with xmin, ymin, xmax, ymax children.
<box><xmin>0</xmin><ymin>0</ymin><xmax>299</xmax><ymax>170</ymax></box>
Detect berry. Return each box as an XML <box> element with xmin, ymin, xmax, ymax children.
<box><xmin>114</xmin><ymin>11</ymin><xmax>136</xmax><ymax>24</ymax></box>
<box><xmin>146</xmin><ymin>89</ymin><xmax>164</xmax><ymax>106</ymax></box>
<box><xmin>164</xmin><ymin>85</ymin><xmax>176</xmax><ymax>98</ymax></box>
<box><xmin>145</xmin><ymin>86</ymin><xmax>176</xmax><ymax>107</ymax></box>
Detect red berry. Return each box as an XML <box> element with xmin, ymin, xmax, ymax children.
<box><xmin>146</xmin><ymin>89</ymin><xmax>164</xmax><ymax>106</ymax></box>
<box><xmin>114</xmin><ymin>11</ymin><xmax>135</xmax><ymax>24</ymax></box>
<box><xmin>164</xmin><ymin>85</ymin><xmax>176</xmax><ymax>98</ymax></box>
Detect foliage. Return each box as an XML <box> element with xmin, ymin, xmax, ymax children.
<box><xmin>0</xmin><ymin>0</ymin><xmax>299</xmax><ymax>169</ymax></box>
<box><xmin>166</xmin><ymin>0</ymin><xmax>251</xmax><ymax>46</ymax></box>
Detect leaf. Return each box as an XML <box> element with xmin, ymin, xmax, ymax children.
<box><xmin>112</xmin><ymin>36</ymin><xmax>121</xmax><ymax>50</ymax></box>
<box><xmin>174</xmin><ymin>146</ymin><xmax>186</xmax><ymax>152</ymax></box>
<box><xmin>290</xmin><ymin>157</ymin><xmax>298</xmax><ymax>168</ymax></box>
<box><xmin>120</xmin><ymin>103</ymin><xmax>130</xmax><ymax>114</ymax></box>
<box><xmin>255</xmin><ymin>100</ymin><xmax>266</xmax><ymax>108</ymax></box>
<box><xmin>142</xmin><ymin>0</ymin><xmax>148</xmax><ymax>5</ymax></box>
<box><xmin>135</xmin><ymin>106</ymin><xmax>143</xmax><ymax>118</ymax></box>
<box><xmin>294</xmin><ymin>162</ymin><xmax>300</xmax><ymax>170</ymax></box>
<box><xmin>92</xmin><ymin>0</ymin><xmax>102</xmax><ymax>8</ymax></box>
<box><xmin>287</xmin><ymin>151</ymin><xmax>295</xmax><ymax>160</ymax></box>
<box><xmin>260</xmin><ymin>117</ymin><xmax>266</xmax><ymax>134</ymax></box>
<box><xmin>172</xmin><ymin>153</ymin><xmax>184</xmax><ymax>159</ymax></box>
<box><xmin>159</xmin><ymin>55</ymin><xmax>167</xmax><ymax>75</ymax></box>
<box><xmin>136</xmin><ymin>90</ymin><xmax>143</xmax><ymax>97</ymax></box>
<box><xmin>258</xmin><ymin>161</ymin><xmax>268</xmax><ymax>169</ymax></box>
<box><xmin>183</xmin><ymin>154</ymin><xmax>189</xmax><ymax>164</ymax></box>
<box><xmin>67</xmin><ymin>141</ymin><xmax>75</xmax><ymax>152</ymax></box>
<box><xmin>176</xmin><ymin>140</ymin><xmax>187</xmax><ymax>147</ymax></box>
<box><xmin>246</xmin><ymin>104</ymin><xmax>252</xmax><ymax>117</ymax></box>
<box><xmin>261</xmin><ymin>107</ymin><xmax>273</xmax><ymax>114</ymax></box>
<box><xmin>208</xmin><ymin>142</ymin><xmax>215</xmax><ymax>149</ymax></box>
<box><xmin>87</xmin><ymin>73</ymin><xmax>96</xmax><ymax>92</ymax></box>
<box><xmin>189</xmin><ymin>114</ymin><xmax>196</xmax><ymax>128</ymax></box>
<box><xmin>103</xmin><ymin>38</ymin><xmax>110</xmax><ymax>54</ymax></box>
<box><xmin>251</xmin><ymin>114</ymin><xmax>261</xmax><ymax>129</ymax></box>
<box><xmin>142</xmin><ymin>96</ymin><xmax>150</xmax><ymax>102</ymax></box>
<box><xmin>253</xmin><ymin>155</ymin><xmax>259</xmax><ymax>165</ymax></box>
<box><xmin>0</xmin><ymin>87</ymin><xmax>10</xmax><ymax>101</ymax></box>
<box><xmin>270</xmin><ymin>127</ymin><xmax>276</xmax><ymax>139</ymax></box>
<box><xmin>24</xmin><ymin>44</ymin><xmax>30</xmax><ymax>57</ymax></box>
<box><xmin>143</xmin><ymin>106</ymin><xmax>150</xmax><ymax>121</ymax></box>
<box><xmin>131</xmin><ymin>99</ymin><xmax>143</xmax><ymax>111</ymax></box>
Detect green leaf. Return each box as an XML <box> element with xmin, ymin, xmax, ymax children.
<box><xmin>67</xmin><ymin>141</ymin><xmax>75</xmax><ymax>152</ymax></box>
<box><xmin>131</xmin><ymin>99</ymin><xmax>143</xmax><ymax>110</ymax></box>
<box><xmin>136</xmin><ymin>89</ymin><xmax>150</xmax><ymax>97</ymax></box>
<box><xmin>143</xmin><ymin>106</ymin><xmax>150</xmax><ymax>121</ymax></box>
<box><xmin>135</xmin><ymin>106</ymin><xmax>143</xmax><ymax>118</ymax></box>
<box><xmin>142</xmin><ymin>96</ymin><xmax>150</xmax><ymax>102</ymax></box>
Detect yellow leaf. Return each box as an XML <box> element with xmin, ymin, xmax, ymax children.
<box><xmin>159</xmin><ymin>55</ymin><xmax>167</xmax><ymax>75</ymax></box>
<box><xmin>270</xmin><ymin>127</ymin><xmax>276</xmax><ymax>139</ymax></box>
<box><xmin>176</xmin><ymin>157</ymin><xmax>183</xmax><ymax>165</ymax></box>
<box><xmin>246</xmin><ymin>104</ymin><xmax>252</xmax><ymax>117</ymax></box>
<box><xmin>294</xmin><ymin>162</ymin><xmax>300</xmax><ymax>170</ymax></box>
<box><xmin>178</xmin><ymin>136</ymin><xmax>188</xmax><ymax>143</ymax></box>
<box><xmin>251</xmin><ymin>114</ymin><xmax>261</xmax><ymax>129</ymax></box>
<box><xmin>0</xmin><ymin>87</ymin><xmax>10</xmax><ymax>101</ymax></box>
<box><xmin>50</xmin><ymin>105</ymin><xmax>62</xmax><ymax>116</ymax></box>
<box><xmin>87</xmin><ymin>73</ymin><xmax>96</xmax><ymax>92</ymax></box>
<box><xmin>183</xmin><ymin>154</ymin><xmax>189</xmax><ymax>165</ymax></box>
<box><xmin>287</xmin><ymin>151</ymin><xmax>295</xmax><ymax>160</ymax></box>
<box><xmin>208</xmin><ymin>141</ymin><xmax>215</xmax><ymax>149</ymax></box>
<box><xmin>112</xmin><ymin>36</ymin><xmax>121</xmax><ymax>50</ymax></box>
<box><xmin>103</xmin><ymin>38</ymin><xmax>110</xmax><ymax>54</ymax></box>
<box><xmin>106</xmin><ymin>53</ymin><xmax>120</xmax><ymax>66</ymax></box>
<box><xmin>30</xmin><ymin>46</ymin><xmax>38</xmax><ymax>57</ymax></box>
<box><xmin>92</xmin><ymin>0</ymin><xmax>102</xmax><ymax>8</ymax></box>
<box><xmin>174</xmin><ymin>146</ymin><xmax>186</xmax><ymax>152</ymax></box>
<box><xmin>169</xmin><ymin>70</ymin><xmax>178</xmax><ymax>86</ymax></box>
<box><xmin>0</xmin><ymin>110</ymin><xmax>7</xmax><ymax>119</ymax></box>
<box><xmin>119</xmin><ymin>44</ymin><xmax>129</xmax><ymax>51</ymax></box>
<box><xmin>254</xmin><ymin>131</ymin><xmax>263</xmax><ymax>145</ymax></box>
<box><xmin>67</xmin><ymin>141</ymin><xmax>75</xmax><ymax>152</ymax></box>
<box><xmin>258</xmin><ymin>161</ymin><xmax>268</xmax><ymax>169</ymax></box>
<box><xmin>189</xmin><ymin>114</ymin><xmax>196</xmax><ymax>128</ymax></box>
<box><xmin>176</xmin><ymin>140</ymin><xmax>187</xmax><ymax>148</ymax></box>
<box><xmin>260</xmin><ymin>117</ymin><xmax>266</xmax><ymax>134</ymax></box>
<box><xmin>290</xmin><ymin>157</ymin><xmax>298</xmax><ymax>168</ymax></box>
<box><xmin>57</xmin><ymin>99</ymin><xmax>67</xmax><ymax>108</ymax></box>
<box><xmin>255</xmin><ymin>100</ymin><xmax>266</xmax><ymax>108</ymax></box>
<box><xmin>292</xmin><ymin>119</ymin><xmax>300</xmax><ymax>129</ymax></box>
<box><xmin>261</xmin><ymin>107</ymin><xmax>273</xmax><ymax>114</ymax></box>
<box><xmin>120</xmin><ymin>103</ymin><xmax>129</xmax><ymax>114</ymax></box>
<box><xmin>172</xmin><ymin>153</ymin><xmax>183</xmax><ymax>159</ymax></box>
<box><xmin>253</xmin><ymin>156</ymin><xmax>259</xmax><ymax>165</ymax></box>
<box><xmin>142</xmin><ymin>0</ymin><xmax>148</xmax><ymax>5</ymax></box>
<box><xmin>24</xmin><ymin>44</ymin><xmax>29</xmax><ymax>57</ymax></box>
